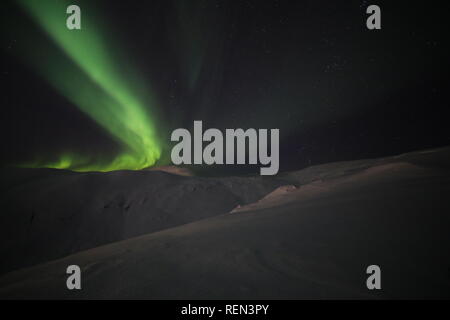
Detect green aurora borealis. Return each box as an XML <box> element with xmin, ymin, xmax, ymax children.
<box><xmin>6</xmin><ymin>0</ymin><xmax>447</xmax><ymax>176</ymax></box>
<box><xmin>17</xmin><ymin>0</ymin><xmax>162</xmax><ymax>172</ymax></box>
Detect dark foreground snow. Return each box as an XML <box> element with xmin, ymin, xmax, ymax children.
<box><xmin>1</xmin><ymin>147</ymin><xmax>450</xmax><ymax>299</ymax></box>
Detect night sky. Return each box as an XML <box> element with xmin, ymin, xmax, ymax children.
<box><xmin>1</xmin><ymin>0</ymin><xmax>449</xmax><ymax>175</ymax></box>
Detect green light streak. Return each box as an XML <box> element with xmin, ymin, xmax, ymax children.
<box><xmin>17</xmin><ymin>0</ymin><xmax>162</xmax><ymax>171</ymax></box>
